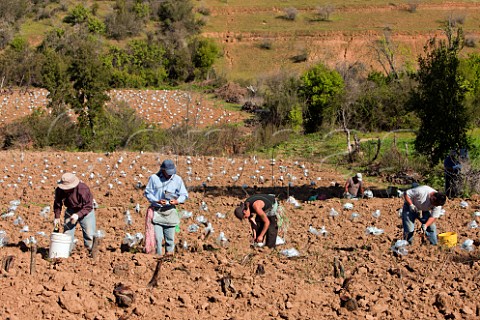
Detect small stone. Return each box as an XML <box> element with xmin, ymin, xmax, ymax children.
<box><xmin>461</xmin><ymin>306</ymin><xmax>474</xmax><ymax>315</ymax></box>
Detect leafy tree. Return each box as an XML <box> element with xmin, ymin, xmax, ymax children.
<box><xmin>0</xmin><ymin>37</ymin><xmax>40</xmax><ymax>88</ymax></box>
<box><xmin>87</xmin><ymin>16</ymin><xmax>106</xmax><ymax>35</ymax></box>
<box><xmin>63</xmin><ymin>32</ymin><xmax>111</xmax><ymax>149</ymax></box>
<box><xmin>105</xmin><ymin>0</ymin><xmax>147</xmax><ymax>40</ymax></box>
<box><xmin>63</xmin><ymin>4</ymin><xmax>90</xmax><ymax>25</ymax></box>
<box><xmin>157</xmin><ymin>0</ymin><xmax>200</xmax><ymax>35</ymax></box>
<box><xmin>104</xmin><ymin>40</ymin><xmax>166</xmax><ymax>88</ymax></box>
<box><xmin>156</xmin><ymin>0</ymin><xmax>202</xmax><ymax>83</ymax></box>
<box><xmin>459</xmin><ymin>54</ymin><xmax>480</xmax><ymax>126</ymax></box>
<box><xmin>39</xmin><ymin>48</ymin><xmax>71</xmax><ymax>115</ymax></box>
<box><xmin>191</xmin><ymin>37</ymin><xmax>219</xmax><ymax>80</ymax></box>
<box><xmin>261</xmin><ymin>72</ymin><xmax>304</xmax><ymax>131</ymax></box>
<box><xmin>299</xmin><ymin>64</ymin><xmax>344</xmax><ymax>133</ymax></box>
<box><xmin>352</xmin><ymin>72</ymin><xmax>416</xmax><ymax>131</ymax></box>
<box><xmin>409</xmin><ymin>26</ymin><xmax>471</xmax><ymax>166</ymax></box>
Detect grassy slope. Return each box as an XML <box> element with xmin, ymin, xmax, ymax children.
<box><xmin>198</xmin><ymin>1</ymin><xmax>480</xmax><ymax>80</ymax></box>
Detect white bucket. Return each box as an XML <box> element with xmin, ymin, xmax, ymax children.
<box><xmin>49</xmin><ymin>232</ymin><xmax>73</xmax><ymax>258</ymax></box>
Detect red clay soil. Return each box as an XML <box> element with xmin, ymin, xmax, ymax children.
<box><xmin>0</xmin><ymin>89</ymin><xmax>247</xmax><ymax>129</ymax></box>
<box><xmin>0</xmin><ymin>150</ymin><xmax>479</xmax><ymax>319</ymax></box>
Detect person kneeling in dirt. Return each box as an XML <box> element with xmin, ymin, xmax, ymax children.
<box><xmin>343</xmin><ymin>173</ymin><xmax>365</xmax><ymax>199</ymax></box>
<box><xmin>234</xmin><ymin>194</ymin><xmax>279</xmax><ymax>248</ymax></box>
<box><xmin>53</xmin><ymin>172</ymin><xmax>97</xmax><ymax>249</ymax></box>
<box><xmin>402</xmin><ymin>185</ymin><xmax>446</xmax><ymax>245</ymax></box>
<box><xmin>144</xmin><ymin>159</ymin><xmax>188</xmax><ymax>256</ymax></box>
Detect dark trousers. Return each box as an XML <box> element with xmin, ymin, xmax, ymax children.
<box><xmin>254</xmin><ymin>215</ymin><xmax>278</xmax><ymax>248</ymax></box>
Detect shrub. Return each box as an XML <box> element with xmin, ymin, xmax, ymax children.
<box><xmin>284</xmin><ymin>7</ymin><xmax>298</xmax><ymax>21</ymax></box>
<box><xmin>197</xmin><ymin>6</ymin><xmax>211</xmax><ymax>16</ymax></box>
<box><xmin>316</xmin><ymin>5</ymin><xmax>335</xmax><ymax>21</ymax></box>
<box><xmin>214</xmin><ymin>82</ymin><xmax>248</xmax><ymax>103</ymax></box>
<box><xmin>406</xmin><ymin>1</ymin><xmax>419</xmax><ymax>13</ymax></box>
<box><xmin>63</xmin><ymin>4</ymin><xmax>90</xmax><ymax>25</ymax></box>
<box><xmin>465</xmin><ymin>37</ymin><xmax>476</xmax><ymax>48</ymax></box>
<box><xmin>259</xmin><ymin>39</ymin><xmax>273</xmax><ymax>50</ymax></box>
<box><xmin>290</xmin><ymin>51</ymin><xmax>308</xmax><ymax>63</ymax></box>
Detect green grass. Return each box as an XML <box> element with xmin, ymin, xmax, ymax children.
<box><xmin>200</xmin><ymin>0</ymin><xmax>480</xmax><ymax>9</ymax></box>
<box><xmin>203</xmin><ymin>8</ymin><xmax>480</xmax><ymax>33</ymax></box>
<box><xmin>258</xmin><ymin>129</ymin><xmax>416</xmax><ymax>162</ymax></box>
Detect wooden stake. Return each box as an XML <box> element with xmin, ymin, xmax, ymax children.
<box><xmin>90</xmin><ymin>236</ymin><xmax>101</xmax><ymax>259</ymax></box>
<box><xmin>30</xmin><ymin>244</ymin><xmax>37</xmax><ymax>275</ymax></box>
<box><xmin>2</xmin><ymin>255</ymin><xmax>15</xmax><ymax>272</ymax></box>
<box><xmin>147</xmin><ymin>259</ymin><xmax>163</xmax><ymax>288</ymax></box>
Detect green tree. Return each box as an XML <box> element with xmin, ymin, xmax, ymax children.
<box><xmin>409</xmin><ymin>26</ymin><xmax>471</xmax><ymax>166</ymax></box>
<box><xmin>63</xmin><ymin>4</ymin><xmax>90</xmax><ymax>25</ymax></box>
<box><xmin>64</xmin><ymin>33</ymin><xmax>111</xmax><ymax>149</ymax></box>
<box><xmin>261</xmin><ymin>72</ymin><xmax>304</xmax><ymax>131</ymax></box>
<box><xmin>0</xmin><ymin>37</ymin><xmax>40</xmax><ymax>87</ymax></box>
<box><xmin>191</xmin><ymin>37</ymin><xmax>219</xmax><ymax>79</ymax></box>
<box><xmin>299</xmin><ymin>64</ymin><xmax>344</xmax><ymax>133</ymax></box>
<box><xmin>459</xmin><ymin>54</ymin><xmax>480</xmax><ymax>126</ymax></box>
<box><xmin>39</xmin><ymin>48</ymin><xmax>71</xmax><ymax>115</ymax></box>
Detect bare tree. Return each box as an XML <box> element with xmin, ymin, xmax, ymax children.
<box><xmin>371</xmin><ymin>29</ymin><xmax>400</xmax><ymax>79</ymax></box>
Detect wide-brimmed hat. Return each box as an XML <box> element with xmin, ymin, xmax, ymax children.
<box><xmin>160</xmin><ymin>159</ymin><xmax>176</xmax><ymax>176</ymax></box>
<box><xmin>58</xmin><ymin>172</ymin><xmax>80</xmax><ymax>190</ymax></box>
<box><xmin>355</xmin><ymin>173</ymin><xmax>363</xmax><ymax>181</ymax></box>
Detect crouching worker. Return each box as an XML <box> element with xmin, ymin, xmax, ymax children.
<box><xmin>402</xmin><ymin>185</ymin><xmax>446</xmax><ymax>245</ymax></box>
<box><xmin>144</xmin><ymin>160</ymin><xmax>188</xmax><ymax>256</ymax></box>
<box><xmin>234</xmin><ymin>194</ymin><xmax>279</xmax><ymax>248</ymax></box>
<box><xmin>53</xmin><ymin>172</ymin><xmax>97</xmax><ymax>249</ymax></box>
<box><xmin>343</xmin><ymin>173</ymin><xmax>365</xmax><ymax>199</ymax></box>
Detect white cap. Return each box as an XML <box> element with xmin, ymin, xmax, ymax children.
<box><xmin>355</xmin><ymin>173</ymin><xmax>362</xmax><ymax>181</ymax></box>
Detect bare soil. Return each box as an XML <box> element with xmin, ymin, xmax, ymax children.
<box><xmin>0</xmin><ymin>89</ymin><xmax>248</xmax><ymax>128</ymax></box>
<box><xmin>0</xmin><ymin>150</ymin><xmax>479</xmax><ymax>319</ymax></box>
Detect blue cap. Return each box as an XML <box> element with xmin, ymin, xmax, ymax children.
<box><xmin>160</xmin><ymin>159</ymin><xmax>176</xmax><ymax>175</ymax></box>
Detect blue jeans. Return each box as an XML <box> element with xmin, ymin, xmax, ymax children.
<box><xmin>64</xmin><ymin>210</ymin><xmax>96</xmax><ymax>249</ymax></box>
<box><xmin>402</xmin><ymin>204</ymin><xmax>437</xmax><ymax>245</ymax></box>
<box><xmin>153</xmin><ymin>224</ymin><xmax>175</xmax><ymax>255</ymax></box>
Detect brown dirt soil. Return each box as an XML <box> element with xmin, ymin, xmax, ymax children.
<box><xmin>0</xmin><ymin>89</ymin><xmax>248</xmax><ymax>128</ymax></box>
<box><xmin>0</xmin><ymin>150</ymin><xmax>480</xmax><ymax>319</ymax></box>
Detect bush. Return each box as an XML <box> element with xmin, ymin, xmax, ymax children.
<box><xmin>197</xmin><ymin>6</ymin><xmax>211</xmax><ymax>16</ymax></box>
<box><xmin>0</xmin><ymin>121</ymin><xmax>34</xmax><ymax>150</ymax></box>
<box><xmin>214</xmin><ymin>82</ymin><xmax>248</xmax><ymax>103</ymax></box>
<box><xmin>316</xmin><ymin>5</ymin><xmax>335</xmax><ymax>21</ymax></box>
<box><xmin>259</xmin><ymin>39</ymin><xmax>273</xmax><ymax>50</ymax></box>
<box><xmin>465</xmin><ymin>37</ymin><xmax>476</xmax><ymax>48</ymax></box>
<box><xmin>290</xmin><ymin>51</ymin><xmax>308</xmax><ymax>63</ymax></box>
<box><xmin>284</xmin><ymin>7</ymin><xmax>298</xmax><ymax>21</ymax></box>
<box><xmin>406</xmin><ymin>1</ymin><xmax>419</xmax><ymax>13</ymax></box>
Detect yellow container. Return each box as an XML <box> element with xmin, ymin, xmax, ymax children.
<box><xmin>438</xmin><ymin>232</ymin><xmax>457</xmax><ymax>248</ymax></box>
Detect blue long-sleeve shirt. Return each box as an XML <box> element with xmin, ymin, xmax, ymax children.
<box><xmin>144</xmin><ymin>172</ymin><xmax>188</xmax><ymax>208</ymax></box>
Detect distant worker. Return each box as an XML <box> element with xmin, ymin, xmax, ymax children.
<box><xmin>343</xmin><ymin>173</ymin><xmax>365</xmax><ymax>199</ymax></box>
<box><xmin>234</xmin><ymin>194</ymin><xmax>279</xmax><ymax>248</ymax></box>
<box><xmin>144</xmin><ymin>159</ymin><xmax>188</xmax><ymax>256</ymax></box>
<box><xmin>444</xmin><ymin>150</ymin><xmax>461</xmax><ymax>198</ymax></box>
<box><xmin>53</xmin><ymin>172</ymin><xmax>97</xmax><ymax>249</ymax></box>
<box><xmin>402</xmin><ymin>185</ymin><xmax>446</xmax><ymax>245</ymax></box>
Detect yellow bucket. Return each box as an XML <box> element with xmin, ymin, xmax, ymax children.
<box><xmin>438</xmin><ymin>232</ymin><xmax>457</xmax><ymax>248</ymax></box>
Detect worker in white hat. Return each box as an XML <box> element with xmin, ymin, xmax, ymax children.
<box><xmin>343</xmin><ymin>173</ymin><xmax>365</xmax><ymax>199</ymax></box>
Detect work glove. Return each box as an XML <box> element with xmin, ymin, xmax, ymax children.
<box><xmin>409</xmin><ymin>204</ymin><xmax>417</xmax><ymax>212</ymax></box>
<box><xmin>53</xmin><ymin>218</ymin><xmax>61</xmax><ymax>227</ymax></box>
<box><xmin>68</xmin><ymin>214</ymin><xmax>79</xmax><ymax>224</ymax></box>
<box><xmin>421</xmin><ymin>224</ymin><xmax>427</xmax><ymax>233</ymax></box>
